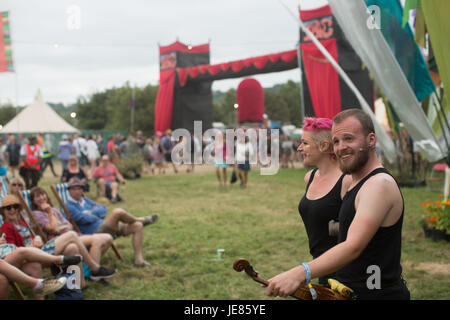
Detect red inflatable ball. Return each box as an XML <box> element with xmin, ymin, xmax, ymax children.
<box><xmin>236</xmin><ymin>78</ymin><xmax>264</xmax><ymax>123</ymax></box>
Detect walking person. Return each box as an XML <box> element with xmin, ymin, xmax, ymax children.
<box><xmin>6</xmin><ymin>135</ymin><xmax>21</xmax><ymax>178</ymax></box>
<box><xmin>58</xmin><ymin>135</ymin><xmax>74</xmax><ymax>175</ymax></box>
<box><xmin>213</xmin><ymin>133</ymin><xmax>228</xmax><ymax>188</ymax></box>
<box><xmin>19</xmin><ymin>136</ymin><xmax>42</xmax><ymax>189</ymax></box>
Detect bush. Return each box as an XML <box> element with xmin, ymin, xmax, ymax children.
<box><xmin>117</xmin><ymin>154</ymin><xmax>144</xmax><ymax>179</ymax></box>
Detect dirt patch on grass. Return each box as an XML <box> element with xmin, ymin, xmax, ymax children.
<box><xmin>404</xmin><ymin>261</ymin><xmax>450</xmax><ymax>275</ymax></box>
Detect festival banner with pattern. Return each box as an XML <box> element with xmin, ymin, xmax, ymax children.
<box><xmin>0</xmin><ymin>11</ymin><xmax>14</xmax><ymax>73</ymax></box>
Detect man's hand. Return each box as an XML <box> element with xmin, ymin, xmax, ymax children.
<box><xmin>265</xmin><ymin>265</ymin><xmax>305</xmax><ymax>298</ymax></box>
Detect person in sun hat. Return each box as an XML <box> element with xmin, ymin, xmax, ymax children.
<box><xmin>65</xmin><ymin>178</ymin><xmax>159</xmax><ymax>267</ymax></box>
<box><xmin>1</xmin><ymin>193</ymin><xmax>115</xmax><ymax>288</ymax></box>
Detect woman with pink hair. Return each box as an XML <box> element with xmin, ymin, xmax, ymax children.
<box><xmin>270</xmin><ymin>117</ymin><xmax>351</xmax><ymax>287</ymax></box>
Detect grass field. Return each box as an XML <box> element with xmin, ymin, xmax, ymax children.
<box><xmin>32</xmin><ymin>164</ymin><xmax>450</xmax><ymax>300</ymax></box>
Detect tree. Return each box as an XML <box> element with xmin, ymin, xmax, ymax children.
<box><xmin>0</xmin><ymin>104</ymin><xmax>19</xmax><ymax>127</ymax></box>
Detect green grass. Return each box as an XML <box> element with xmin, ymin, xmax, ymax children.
<box><xmin>35</xmin><ymin>166</ymin><xmax>450</xmax><ymax>300</ymax></box>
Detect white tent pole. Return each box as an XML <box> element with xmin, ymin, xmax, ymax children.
<box><xmin>277</xmin><ymin>0</ymin><xmax>396</xmax><ymax>163</ymax></box>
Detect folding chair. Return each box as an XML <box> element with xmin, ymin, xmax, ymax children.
<box><xmin>51</xmin><ymin>183</ymin><xmax>123</xmax><ymax>261</ymax></box>
<box><xmin>0</xmin><ymin>176</ymin><xmax>8</xmax><ymax>197</ymax></box>
<box><xmin>0</xmin><ymin>192</ymin><xmax>36</xmax><ymax>300</ymax></box>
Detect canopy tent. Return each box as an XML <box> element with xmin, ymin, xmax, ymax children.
<box><xmin>0</xmin><ymin>90</ymin><xmax>79</xmax><ymax>134</ymax></box>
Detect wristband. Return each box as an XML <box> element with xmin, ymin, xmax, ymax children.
<box><xmin>301</xmin><ymin>262</ymin><xmax>311</xmax><ymax>284</ymax></box>
<box><xmin>301</xmin><ymin>262</ymin><xmax>317</xmax><ymax>300</ymax></box>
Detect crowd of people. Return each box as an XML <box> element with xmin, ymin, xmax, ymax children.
<box><xmin>0</xmin><ymin>131</ymin><xmax>162</xmax><ymax>299</ymax></box>
<box><xmin>0</xmin><ymin>109</ymin><xmax>411</xmax><ymax>300</ymax></box>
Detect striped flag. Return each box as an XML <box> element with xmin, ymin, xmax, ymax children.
<box><xmin>0</xmin><ymin>11</ymin><xmax>14</xmax><ymax>73</ymax></box>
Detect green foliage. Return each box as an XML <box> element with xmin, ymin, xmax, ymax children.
<box><xmin>74</xmin><ymin>83</ymin><xmax>158</xmax><ymax>135</ymax></box>
<box><xmin>116</xmin><ymin>154</ymin><xmax>144</xmax><ymax>179</ymax></box>
<box><xmin>0</xmin><ymin>103</ymin><xmax>19</xmax><ymax>126</ymax></box>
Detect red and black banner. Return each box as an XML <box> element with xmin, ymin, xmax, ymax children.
<box><xmin>299</xmin><ymin>5</ymin><xmax>374</xmax><ymax>119</ymax></box>
<box><xmin>154</xmin><ymin>41</ymin><xmax>298</xmax><ymax>133</ymax></box>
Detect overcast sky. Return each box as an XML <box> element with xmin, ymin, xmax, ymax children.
<box><xmin>0</xmin><ymin>0</ymin><xmax>328</xmax><ymax>106</ymax></box>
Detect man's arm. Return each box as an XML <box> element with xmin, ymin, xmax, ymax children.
<box><xmin>266</xmin><ymin>175</ymin><xmax>397</xmax><ymax>297</ymax></box>
<box><xmin>65</xmin><ymin>201</ymin><xmax>103</xmax><ymax>225</ymax></box>
<box><xmin>84</xmin><ymin>198</ymin><xmax>107</xmax><ymax>219</ymax></box>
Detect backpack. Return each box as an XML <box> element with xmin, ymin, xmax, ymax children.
<box><xmin>53</xmin><ymin>273</ymin><xmax>83</xmax><ymax>300</ymax></box>
<box><xmin>162</xmin><ymin>137</ymin><xmax>171</xmax><ymax>151</ymax></box>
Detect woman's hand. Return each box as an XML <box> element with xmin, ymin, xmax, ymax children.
<box><xmin>265</xmin><ymin>265</ymin><xmax>305</xmax><ymax>298</ymax></box>
<box><xmin>40</xmin><ymin>202</ymin><xmax>52</xmax><ymax>213</ymax></box>
<box><xmin>32</xmin><ymin>236</ymin><xmax>44</xmax><ymax>248</ymax></box>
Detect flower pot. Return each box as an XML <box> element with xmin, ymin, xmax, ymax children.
<box><xmin>423</xmin><ymin>226</ymin><xmax>450</xmax><ymax>242</ymax></box>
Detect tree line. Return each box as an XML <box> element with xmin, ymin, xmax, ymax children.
<box><xmin>0</xmin><ymin>80</ymin><xmax>303</xmax><ymax>135</ymax></box>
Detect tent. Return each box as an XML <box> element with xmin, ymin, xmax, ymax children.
<box><xmin>0</xmin><ymin>90</ymin><xmax>79</xmax><ymax>134</ymax></box>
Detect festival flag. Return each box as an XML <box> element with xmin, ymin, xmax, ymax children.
<box><xmin>299</xmin><ymin>5</ymin><xmax>374</xmax><ymax>120</ymax></box>
<box><xmin>421</xmin><ymin>0</ymin><xmax>450</xmax><ymax>150</ymax></box>
<box><xmin>0</xmin><ymin>11</ymin><xmax>14</xmax><ymax>73</ymax></box>
<box><xmin>328</xmin><ymin>0</ymin><xmax>445</xmax><ymax>162</ymax></box>
<box><xmin>365</xmin><ymin>0</ymin><xmax>435</xmax><ymax>103</ymax></box>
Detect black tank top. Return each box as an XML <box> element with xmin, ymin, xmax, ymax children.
<box><xmin>298</xmin><ymin>169</ymin><xmax>344</xmax><ymax>259</ymax></box>
<box><xmin>336</xmin><ymin>168</ymin><xmax>404</xmax><ymax>287</ymax></box>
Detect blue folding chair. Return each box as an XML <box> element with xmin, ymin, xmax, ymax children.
<box><xmin>0</xmin><ymin>176</ymin><xmax>8</xmax><ymax>197</ymax></box>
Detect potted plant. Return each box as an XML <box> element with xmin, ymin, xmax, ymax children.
<box><xmin>421</xmin><ymin>197</ymin><xmax>450</xmax><ymax>242</ymax></box>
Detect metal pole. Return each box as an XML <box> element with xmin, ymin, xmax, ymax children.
<box><xmin>297</xmin><ymin>5</ymin><xmax>306</xmax><ymax>125</ymax></box>
<box><xmin>130</xmin><ymin>86</ymin><xmax>135</xmax><ymax>133</ymax></box>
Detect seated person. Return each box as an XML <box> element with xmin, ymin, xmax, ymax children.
<box><xmin>8</xmin><ymin>177</ymin><xmax>31</xmax><ymax>225</ymax></box>
<box><xmin>65</xmin><ymin>178</ymin><xmax>158</xmax><ymax>267</ymax></box>
<box><xmin>0</xmin><ymin>233</ymin><xmax>82</xmax><ymax>299</ymax></box>
<box><xmin>8</xmin><ymin>177</ymin><xmax>26</xmax><ymax>194</ymax></box>
<box><xmin>91</xmin><ymin>155</ymin><xmax>126</xmax><ymax>203</ymax></box>
<box><xmin>28</xmin><ymin>188</ymin><xmax>116</xmax><ymax>282</ymax></box>
<box><xmin>0</xmin><ymin>258</ymin><xmax>67</xmax><ymax>299</ymax></box>
<box><xmin>61</xmin><ymin>155</ymin><xmax>90</xmax><ymax>193</ymax></box>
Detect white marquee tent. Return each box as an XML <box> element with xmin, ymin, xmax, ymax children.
<box><xmin>0</xmin><ymin>90</ymin><xmax>79</xmax><ymax>134</ymax></box>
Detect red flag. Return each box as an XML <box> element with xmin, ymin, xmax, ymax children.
<box><xmin>0</xmin><ymin>11</ymin><xmax>14</xmax><ymax>73</ymax></box>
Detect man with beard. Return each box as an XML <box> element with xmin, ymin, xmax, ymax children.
<box><xmin>266</xmin><ymin>109</ymin><xmax>409</xmax><ymax>300</ymax></box>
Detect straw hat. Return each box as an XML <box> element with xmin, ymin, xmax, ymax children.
<box><xmin>0</xmin><ymin>194</ymin><xmax>21</xmax><ymax>208</ymax></box>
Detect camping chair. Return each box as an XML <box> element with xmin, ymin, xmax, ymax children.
<box><xmin>0</xmin><ymin>176</ymin><xmax>8</xmax><ymax>197</ymax></box>
<box><xmin>0</xmin><ymin>191</ymin><xmax>41</xmax><ymax>300</ymax></box>
<box><xmin>50</xmin><ymin>183</ymin><xmax>123</xmax><ymax>261</ymax></box>
<box><xmin>426</xmin><ymin>163</ymin><xmax>448</xmax><ymax>192</ymax></box>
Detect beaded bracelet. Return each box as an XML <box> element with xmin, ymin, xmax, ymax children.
<box><xmin>301</xmin><ymin>262</ymin><xmax>318</xmax><ymax>300</ymax></box>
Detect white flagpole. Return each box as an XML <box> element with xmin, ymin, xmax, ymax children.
<box><xmin>278</xmin><ymin>0</ymin><xmax>397</xmax><ymax>163</ymax></box>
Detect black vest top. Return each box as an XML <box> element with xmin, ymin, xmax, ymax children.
<box><xmin>298</xmin><ymin>169</ymin><xmax>344</xmax><ymax>259</ymax></box>
<box><xmin>336</xmin><ymin>168</ymin><xmax>404</xmax><ymax>287</ymax></box>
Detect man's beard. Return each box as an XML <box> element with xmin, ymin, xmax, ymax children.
<box><xmin>338</xmin><ymin>145</ymin><xmax>370</xmax><ymax>175</ymax></box>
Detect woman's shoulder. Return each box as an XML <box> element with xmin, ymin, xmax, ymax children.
<box><xmin>304</xmin><ymin>169</ymin><xmax>315</xmax><ymax>184</ymax></box>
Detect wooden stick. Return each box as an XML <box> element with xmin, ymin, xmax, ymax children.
<box><xmin>14</xmin><ymin>191</ymin><xmax>47</xmax><ymax>243</ymax></box>
<box><xmin>50</xmin><ymin>185</ymin><xmax>81</xmax><ymax>234</ymax></box>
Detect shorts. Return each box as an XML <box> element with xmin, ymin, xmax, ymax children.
<box><xmin>214</xmin><ymin>160</ymin><xmax>228</xmax><ymax>169</ymax></box>
<box><xmin>0</xmin><ymin>243</ymin><xmax>17</xmax><ymax>259</ymax></box>
<box><xmin>237</xmin><ymin>162</ymin><xmax>251</xmax><ymax>171</ymax></box>
<box><xmin>104</xmin><ymin>180</ymin><xmax>115</xmax><ymax>187</ymax></box>
<box><xmin>42</xmin><ymin>238</ymin><xmax>56</xmax><ymax>255</ymax></box>
<box><xmin>164</xmin><ymin>153</ymin><xmax>172</xmax><ymax>163</ymax></box>
<box><xmin>96</xmin><ymin>222</ymin><xmax>126</xmax><ymax>239</ymax></box>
